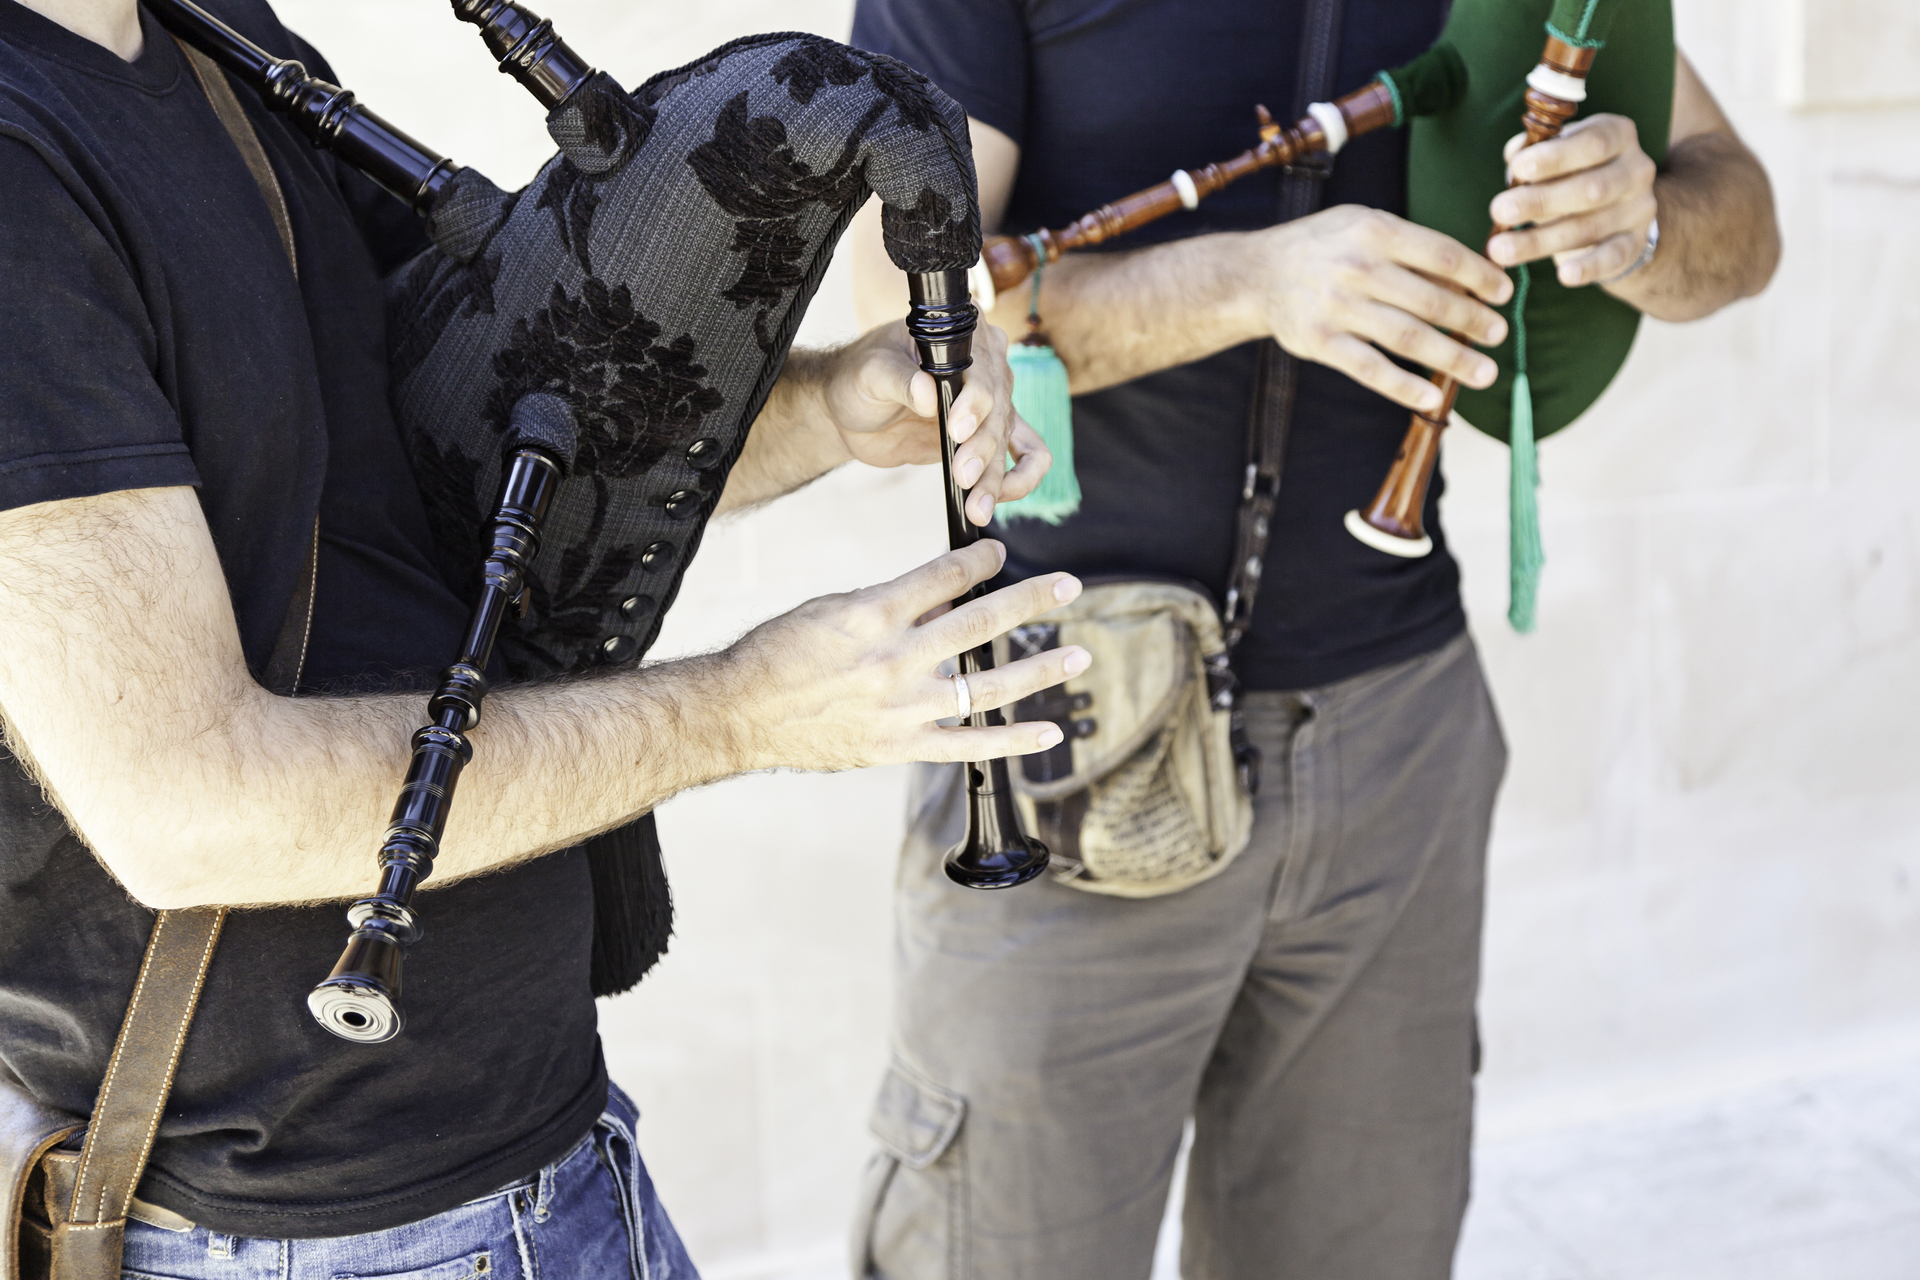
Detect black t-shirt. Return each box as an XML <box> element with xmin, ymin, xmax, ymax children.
<box><xmin>0</xmin><ymin>0</ymin><xmax>605</xmax><ymax>1238</ymax></box>
<box><xmin>853</xmin><ymin>0</ymin><xmax>1464</xmax><ymax>689</ymax></box>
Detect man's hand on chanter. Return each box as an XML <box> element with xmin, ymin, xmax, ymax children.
<box><xmin>731</xmin><ymin>538</ymin><xmax>1087</xmax><ymax>772</ymax></box>
<box><xmin>821</xmin><ymin>319</ymin><xmax>1050</xmax><ymax>527</ymax></box>
<box><xmin>1485</xmin><ymin>50</ymin><xmax>1779</xmax><ymax>323</ymax></box>
<box><xmin>716</xmin><ymin>319</ymin><xmax>1048</xmax><ymax>523</ymax></box>
<box><xmin>1487</xmin><ymin>115</ymin><xmax>1656</xmax><ymax>289</ymax></box>
<box><xmin>1251</xmin><ymin>205</ymin><xmax>1513</xmax><ymax>416</ymax></box>
<box><xmin>0</xmin><ymin>487</ymin><xmax>1085</xmax><ymax>909</ymax></box>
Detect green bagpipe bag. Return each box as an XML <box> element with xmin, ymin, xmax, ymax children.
<box><xmin>1408</xmin><ymin>0</ymin><xmax>1674</xmax><ymax>628</ymax></box>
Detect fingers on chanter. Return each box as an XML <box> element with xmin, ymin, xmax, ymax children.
<box><xmin>997</xmin><ymin>418</ymin><xmax>1051</xmax><ymax>503</ymax></box>
<box><xmin>921</xmin><ymin>719</ymin><xmax>1064</xmax><ymax>762</ymax></box>
<box><xmin>888</xmin><ymin>541</ymin><xmax>1005</xmax><ymax>626</ymax></box>
<box><xmin>915</xmin><ymin>571</ymin><xmax>1079</xmax><ymax>664</ymax></box>
<box><xmin>1319</xmin><ymin>334</ymin><xmax>1447</xmax><ymax>413</ymax></box>
<box><xmin>1395</xmin><ymin>223</ymin><xmax>1512</xmax><ymax>304</ymax></box>
<box><xmin>923</xmin><ymin>643</ymin><xmax>1089</xmax><ymax>723</ymax></box>
<box><xmin>1350</xmin><ymin>302</ymin><xmax>1496</xmax><ymax>390</ymax></box>
<box><xmin>1374</xmin><ymin>264</ymin><xmax>1507</xmax><ymax>347</ymax></box>
<box><xmin>1557</xmin><ymin>230</ymin><xmax>1642</xmax><ymax>286</ymax></box>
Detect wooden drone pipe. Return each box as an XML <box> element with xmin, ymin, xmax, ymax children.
<box><xmin>1346</xmin><ymin>34</ymin><xmax>1593</xmax><ymax>558</ymax></box>
<box><xmin>975</xmin><ymin>78</ymin><xmax>1399</xmax><ymax>300</ymax></box>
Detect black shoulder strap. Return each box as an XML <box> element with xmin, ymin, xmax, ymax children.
<box><xmin>1221</xmin><ymin>0</ymin><xmax>1346</xmax><ymax>651</ymax></box>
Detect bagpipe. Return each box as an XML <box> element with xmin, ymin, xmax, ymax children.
<box><xmin>1344</xmin><ymin>0</ymin><xmax>1675</xmax><ymax>630</ymax></box>
<box><xmin>968</xmin><ymin>41</ymin><xmax>1467</xmax><ymax>306</ymax></box>
<box><xmin>980</xmin><ymin>41</ymin><xmax>1469</xmax><ymax>524</ymax></box>
<box><xmin>145</xmin><ymin>0</ymin><xmax>1047</xmax><ymax>1044</ymax></box>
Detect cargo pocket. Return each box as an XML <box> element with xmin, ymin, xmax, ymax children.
<box><xmin>850</xmin><ymin>1059</ymin><xmax>966</xmax><ymax>1280</ymax></box>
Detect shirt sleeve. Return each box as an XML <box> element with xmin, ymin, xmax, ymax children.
<box><xmin>0</xmin><ymin>133</ymin><xmax>198</xmax><ymax>514</ymax></box>
<box><xmin>851</xmin><ymin>0</ymin><xmax>1032</xmax><ymax>144</ymax></box>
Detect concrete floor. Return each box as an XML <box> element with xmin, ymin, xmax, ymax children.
<box><xmin>1458</xmin><ymin>1041</ymin><xmax>1920</xmax><ymax>1280</ymax></box>
<box><xmin>739</xmin><ymin>1034</ymin><xmax>1920</xmax><ymax>1280</ymax></box>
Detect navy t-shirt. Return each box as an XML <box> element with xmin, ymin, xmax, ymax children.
<box><xmin>853</xmin><ymin>0</ymin><xmax>1465</xmax><ymax>689</ymax></box>
<box><xmin>0</xmin><ymin>0</ymin><xmax>604</xmax><ymax>1237</ymax></box>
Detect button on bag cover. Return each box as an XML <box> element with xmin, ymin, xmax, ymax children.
<box><xmin>387</xmin><ymin>35</ymin><xmax>982</xmax><ymax>675</ymax></box>
<box><xmin>1408</xmin><ymin>0</ymin><xmax>1673</xmax><ymax>443</ymax></box>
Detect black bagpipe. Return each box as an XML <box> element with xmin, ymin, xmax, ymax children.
<box><xmin>144</xmin><ymin>0</ymin><xmax>1046</xmax><ymax>1043</ymax></box>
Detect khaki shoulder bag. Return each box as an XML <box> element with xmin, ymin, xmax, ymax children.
<box><xmin>994</xmin><ymin>0</ymin><xmax>1346</xmax><ymax>898</ymax></box>
<box><xmin>4</xmin><ymin>40</ymin><xmax>312</xmax><ymax>1280</ymax></box>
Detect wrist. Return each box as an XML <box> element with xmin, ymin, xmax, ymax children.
<box><xmin>1232</xmin><ymin>226</ymin><xmax>1295</xmax><ymax>341</ymax></box>
<box><xmin>771</xmin><ymin>347</ymin><xmax>856</xmax><ymax>468</ymax></box>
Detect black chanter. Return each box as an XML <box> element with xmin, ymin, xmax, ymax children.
<box><xmin>145</xmin><ymin>0</ymin><xmax>1046</xmax><ymax>1041</ymax></box>
<box><xmin>904</xmin><ymin>272</ymin><xmax>1050</xmax><ymax>889</ymax></box>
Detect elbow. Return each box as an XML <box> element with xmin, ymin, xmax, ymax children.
<box><xmin>84</xmin><ymin>824</ymin><xmax>228</xmax><ymax>911</ymax></box>
<box><xmin>1743</xmin><ymin>216</ymin><xmax>1782</xmax><ymax>300</ymax></box>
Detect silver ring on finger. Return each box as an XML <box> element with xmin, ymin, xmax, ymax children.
<box><xmin>951</xmin><ymin>672</ymin><xmax>972</xmax><ymax>721</ymax></box>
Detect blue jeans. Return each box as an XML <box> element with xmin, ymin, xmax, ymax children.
<box><xmin>122</xmin><ymin>1085</ymin><xmax>697</xmax><ymax>1279</ymax></box>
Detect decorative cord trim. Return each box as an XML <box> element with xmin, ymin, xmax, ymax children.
<box><xmin>1377</xmin><ymin>70</ymin><xmax>1406</xmax><ymax>127</ymax></box>
<box><xmin>1545</xmin><ymin>19</ymin><xmax>1606</xmax><ymax>49</ymax></box>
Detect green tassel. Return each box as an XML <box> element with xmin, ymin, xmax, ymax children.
<box><xmin>1508</xmin><ymin>264</ymin><xmax>1545</xmax><ymax>633</ymax></box>
<box><xmin>997</xmin><ymin>340</ymin><xmax>1080</xmax><ymax>524</ymax></box>
<box><xmin>997</xmin><ymin>239</ymin><xmax>1081</xmax><ymax>525</ymax></box>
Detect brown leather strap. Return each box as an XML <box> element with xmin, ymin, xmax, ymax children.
<box><xmin>51</xmin><ymin>908</ymin><xmax>225</xmax><ymax>1279</ymax></box>
<box><xmin>174</xmin><ymin>36</ymin><xmax>317</xmax><ymax>698</ymax></box>
<box><xmin>176</xmin><ymin>41</ymin><xmax>297</xmax><ymax>276</ymax></box>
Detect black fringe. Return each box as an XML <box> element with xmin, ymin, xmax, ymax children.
<box><xmin>586</xmin><ymin>813</ymin><xmax>674</xmax><ymax>997</ymax></box>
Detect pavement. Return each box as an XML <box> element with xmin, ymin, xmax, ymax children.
<box><xmin>729</xmin><ymin>1035</ymin><xmax>1920</xmax><ymax>1280</ymax></box>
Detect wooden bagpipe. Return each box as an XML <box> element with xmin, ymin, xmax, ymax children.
<box><xmin>1345</xmin><ymin>0</ymin><xmax>1675</xmax><ymax>630</ymax></box>
<box><xmin>144</xmin><ymin>0</ymin><xmax>1044</xmax><ymax>1043</ymax></box>
<box><xmin>967</xmin><ymin>41</ymin><xmax>1469</xmax><ymax>307</ymax></box>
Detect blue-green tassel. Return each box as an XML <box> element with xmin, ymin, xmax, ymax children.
<box><xmin>1508</xmin><ymin>264</ymin><xmax>1545</xmax><ymax>632</ymax></box>
<box><xmin>998</xmin><ymin>339</ymin><xmax>1080</xmax><ymax>524</ymax></box>
<box><xmin>996</xmin><ymin>238</ymin><xmax>1081</xmax><ymax>525</ymax></box>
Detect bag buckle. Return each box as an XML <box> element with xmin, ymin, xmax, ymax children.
<box><xmin>1229</xmin><ymin>706</ymin><xmax>1262</xmax><ymax>797</ymax></box>
<box><xmin>1205</xmin><ymin>652</ymin><xmax>1237</xmax><ymax>711</ymax></box>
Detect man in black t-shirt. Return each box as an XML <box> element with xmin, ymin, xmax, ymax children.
<box><xmin>0</xmin><ymin>0</ymin><xmax>1084</xmax><ymax>1273</ymax></box>
<box><xmin>848</xmin><ymin>1</ymin><xmax>1778</xmax><ymax>1276</ymax></box>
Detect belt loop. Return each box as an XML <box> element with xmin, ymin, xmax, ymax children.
<box><xmin>535</xmin><ymin>1160</ymin><xmax>556</xmax><ymax>1222</ymax></box>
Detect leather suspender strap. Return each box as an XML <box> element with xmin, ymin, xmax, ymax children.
<box><xmin>178</xmin><ymin>43</ymin><xmax>298</xmax><ymax>275</ymax></box>
<box><xmin>177</xmin><ymin>38</ymin><xmax>317</xmax><ymax>697</ymax></box>
<box><xmin>47</xmin><ymin>910</ymin><xmax>225</xmax><ymax>1280</ymax></box>
<box><xmin>43</xmin><ymin>41</ymin><xmax>316</xmax><ymax>1280</ymax></box>
<box><xmin>1221</xmin><ymin>0</ymin><xmax>1347</xmax><ymax>651</ymax></box>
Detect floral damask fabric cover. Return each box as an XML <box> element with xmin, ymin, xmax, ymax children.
<box><xmin>386</xmin><ymin>33</ymin><xmax>981</xmax><ymax>676</ymax></box>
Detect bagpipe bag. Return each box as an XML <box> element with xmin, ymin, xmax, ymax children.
<box><xmin>377</xmin><ymin>32</ymin><xmax>981</xmax><ymax>993</ymax></box>
<box><xmin>1408</xmin><ymin>0</ymin><xmax>1673</xmax><ymax>444</ymax></box>
<box><xmin>387</xmin><ymin>35</ymin><xmax>980</xmax><ymax>676</ymax></box>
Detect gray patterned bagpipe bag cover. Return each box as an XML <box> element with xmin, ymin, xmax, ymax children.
<box><xmin>381</xmin><ymin>34</ymin><xmax>980</xmax><ymax>992</ymax></box>
<box><xmin>389</xmin><ymin>34</ymin><xmax>980</xmax><ymax>676</ymax></box>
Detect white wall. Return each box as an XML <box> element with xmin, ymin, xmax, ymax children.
<box><xmin>277</xmin><ymin>2</ymin><xmax>1920</xmax><ymax>1273</ymax></box>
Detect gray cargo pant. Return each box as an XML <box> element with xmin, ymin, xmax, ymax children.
<box><xmin>853</xmin><ymin>632</ymin><xmax>1506</xmax><ymax>1280</ymax></box>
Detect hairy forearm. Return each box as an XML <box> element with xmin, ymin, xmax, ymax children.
<box><xmin>984</xmin><ymin>233</ymin><xmax>1266</xmax><ymax>396</ymax></box>
<box><xmin>1606</xmin><ymin>132</ymin><xmax>1779</xmax><ymax>322</ymax></box>
<box><xmin>0</xmin><ymin>487</ymin><xmax>756</xmax><ymax>909</ymax></box>
<box><xmin>168</xmin><ymin>651</ymin><xmax>748</xmax><ymax>909</ymax></box>
<box><xmin>714</xmin><ymin>348</ymin><xmax>849</xmax><ymax>516</ymax></box>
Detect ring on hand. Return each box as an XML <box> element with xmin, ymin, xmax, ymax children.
<box><xmin>1600</xmin><ymin>216</ymin><xmax>1659</xmax><ymax>285</ymax></box>
<box><xmin>951</xmin><ymin>672</ymin><xmax>973</xmax><ymax>721</ymax></box>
